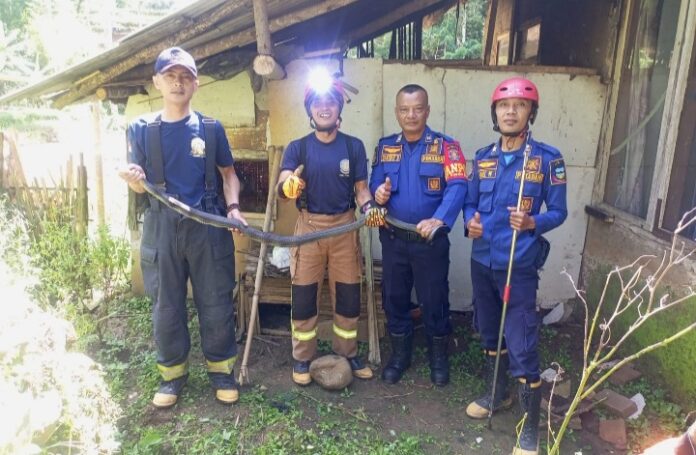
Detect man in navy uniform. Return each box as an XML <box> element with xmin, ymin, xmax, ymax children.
<box><xmin>119</xmin><ymin>47</ymin><xmax>247</xmax><ymax>408</ymax></box>
<box><xmin>463</xmin><ymin>77</ymin><xmax>568</xmax><ymax>455</ymax></box>
<box><xmin>277</xmin><ymin>69</ymin><xmax>385</xmax><ymax>386</ymax></box>
<box><xmin>370</xmin><ymin>84</ymin><xmax>467</xmax><ymax>386</ymax></box>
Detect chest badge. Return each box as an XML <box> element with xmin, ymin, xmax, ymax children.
<box><xmin>190</xmin><ymin>137</ymin><xmax>206</xmax><ymax>158</ymax></box>
<box><xmin>339</xmin><ymin>159</ymin><xmax>350</xmax><ymax>177</ymax></box>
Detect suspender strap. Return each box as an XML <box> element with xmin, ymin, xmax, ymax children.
<box><xmin>201</xmin><ymin>116</ymin><xmax>217</xmax><ymax>192</ymax></box>
<box><xmin>298</xmin><ymin>134</ymin><xmax>310</xmax><ymax>210</ymax></box>
<box><xmin>298</xmin><ymin>132</ymin><xmax>357</xmax><ymax>211</ymax></box>
<box><xmin>146</xmin><ymin>116</ymin><xmax>165</xmax><ymax>188</ymax></box>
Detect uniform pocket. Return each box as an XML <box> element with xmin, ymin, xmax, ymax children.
<box><xmin>419</xmin><ymin>164</ymin><xmax>444</xmax><ymax>195</ymax></box>
<box><xmin>523</xmin><ymin>309</ymin><xmax>541</xmax><ymax>353</ymax></box>
<box><xmin>383</xmin><ymin>162</ymin><xmax>400</xmax><ymax>192</ymax></box>
<box><xmin>140</xmin><ymin>245</ymin><xmax>159</xmax><ymax>298</ymax></box>
<box><xmin>477</xmin><ymin>178</ymin><xmax>496</xmax><ymax>213</ymax></box>
<box><xmin>510</xmin><ymin>180</ymin><xmax>543</xmax><ymax>208</ymax></box>
<box><xmin>209</xmin><ymin>227</ymin><xmax>235</xmax><ymax>294</ymax></box>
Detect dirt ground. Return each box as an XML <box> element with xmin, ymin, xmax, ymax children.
<box><xmin>130</xmin><ymin>310</ymin><xmax>620</xmax><ymax>454</ymax></box>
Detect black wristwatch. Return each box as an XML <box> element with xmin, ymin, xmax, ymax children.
<box><xmin>226</xmin><ymin>203</ymin><xmax>240</xmax><ymax>213</ymax></box>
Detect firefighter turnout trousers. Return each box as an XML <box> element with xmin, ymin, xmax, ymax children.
<box><xmin>290</xmin><ymin>210</ymin><xmax>362</xmax><ymax>361</ymax></box>
<box><xmin>140</xmin><ymin>201</ymin><xmax>238</xmax><ymax>385</ymax></box>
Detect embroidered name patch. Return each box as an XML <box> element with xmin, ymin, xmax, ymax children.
<box><xmin>550</xmin><ymin>159</ymin><xmax>566</xmax><ymax>185</ymax></box>
<box><xmin>428</xmin><ymin>178</ymin><xmax>441</xmax><ymax>191</ymax></box>
<box><xmin>514</xmin><ymin>170</ymin><xmax>545</xmax><ymax>183</ymax></box>
<box><xmin>422</xmin><ymin>154</ymin><xmax>444</xmax><ymax>163</ymax></box>
<box><xmin>381</xmin><ymin>145</ymin><xmax>402</xmax><ymax>162</ymax></box>
<box><xmin>477</xmin><ymin>159</ymin><xmax>498</xmax><ymax>179</ymax></box>
<box><xmin>443</xmin><ymin>141</ymin><xmax>467</xmax><ymax>181</ymax></box>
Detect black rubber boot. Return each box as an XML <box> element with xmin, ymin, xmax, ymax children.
<box><xmin>427</xmin><ymin>335</ymin><xmax>449</xmax><ymax>386</ymax></box>
<box><xmin>381</xmin><ymin>332</ymin><xmax>413</xmax><ymax>384</ymax></box>
<box><xmin>513</xmin><ymin>381</ymin><xmax>542</xmax><ymax>455</ymax></box>
<box><xmin>465</xmin><ymin>351</ymin><xmax>512</xmax><ymax>419</ymax></box>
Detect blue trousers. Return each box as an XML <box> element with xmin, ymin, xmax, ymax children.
<box><xmin>379</xmin><ymin>229</ymin><xmax>451</xmax><ymax>337</ymax></box>
<box><xmin>140</xmin><ymin>203</ymin><xmax>237</xmax><ymax>385</ymax></box>
<box><xmin>471</xmin><ymin>258</ymin><xmax>541</xmax><ymax>381</ymax></box>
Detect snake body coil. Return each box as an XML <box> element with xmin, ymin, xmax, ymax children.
<box><xmin>141</xmin><ymin>180</ymin><xmax>445</xmax><ymax>246</ymax></box>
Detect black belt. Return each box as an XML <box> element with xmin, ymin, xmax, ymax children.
<box><xmin>387</xmin><ymin>225</ymin><xmax>427</xmax><ymax>243</ymax></box>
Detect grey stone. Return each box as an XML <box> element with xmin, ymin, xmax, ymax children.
<box><xmin>310</xmin><ymin>355</ymin><xmax>353</xmax><ymax>390</ymax></box>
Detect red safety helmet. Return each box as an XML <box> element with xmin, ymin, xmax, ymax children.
<box><xmin>490</xmin><ymin>77</ymin><xmax>540</xmax><ymax>133</ymax></box>
<box><xmin>491</xmin><ymin>77</ymin><xmax>540</xmax><ymax>105</ymax></box>
<box><xmin>304</xmin><ymin>77</ymin><xmax>345</xmax><ymax>117</ymax></box>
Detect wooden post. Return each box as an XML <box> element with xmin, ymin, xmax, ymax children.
<box><xmin>238</xmin><ymin>145</ymin><xmax>283</xmax><ymax>385</ymax></box>
<box><xmin>76</xmin><ymin>153</ymin><xmax>89</xmax><ymax>237</ymax></box>
<box><xmin>0</xmin><ymin>132</ymin><xmax>4</xmax><ymax>189</ymax></box>
<box><xmin>483</xmin><ymin>0</ymin><xmax>499</xmax><ymax>65</ymax></box>
<box><xmin>362</xmin><ymin>227</ymin><xmax>381</xmax><ymax>365</ymax></box>
<box><xmin>92</xmin><ymin>100</ymin><xmax>106</xmax><ymax>227</ymax></box>
<box><xmin>251</xmin><ymin>0</ymin><xmax>285</xmax><ymax>79</ymax></box>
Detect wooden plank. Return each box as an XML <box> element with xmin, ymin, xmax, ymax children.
<box><xmin>343</xmin><ymin>0</ymin><xmax>451</xmax><ymax>46</ymax></box>
<box><xmin>52</xmin><ymin>1</ymin><xmax>246</xmax><ymax>109</ymax></box>
<box><xmin>507</xmin><ymin>0</ymin><xmax>516</xmax><ymax>65</ymax></box>
<box><xmin>231</xmin><ymin>148</ymin><xmax>270</xmax><ymax>161</ymax></box>
<box><xmin>189</xmin><ymin>0</ymin><xmax>360</xmax><ymax>64</ymax></box>
<box><xmin>362</xmin><ymin>227</ymin><xmax>380</xmax><ymax>365</ymax></box>
<box><xmin>253</xmin><ymin>0</ymin><xmax>273</xmax><ymax>55</ymax></box>
<box><xmin>76</xmin><ymin>153</ymin><xmax>88</xmax><ymax>237</ymax></box>
<box><xmin>92</xmin><ymin>100</ymin><xmax>105</xmax><ymax>226</ymax></box>
<box><xmin>483</xmin><ymin>0</ymin><xmax>499</xmax><ymax>65</ymax></box>
<box><xmin>239</xmin><ymin>145</ymin><xmax>283</xmax><ymax>384</ymax></box>
<box><xmin>53</xmin><ymin>0</ymin><xmax>359</xmax><ymax>108</ymax></box>
<box><xmin>0</xmin><ymin>132</ymin><xmax>4</xmax><ymax>189</ymax></box>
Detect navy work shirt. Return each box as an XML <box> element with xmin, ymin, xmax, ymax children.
<box><xmin>281</xmin><ymin>132</ymin><xmax>368</xmax><ymax>214</ymax></box>
<box><xmin>127</xmin><ymin>112</ymin><xmax>233</xmax><ymax>206</ymax></box>
<box><xmin>464</xmin><ymin>134</ymin><xmax>568</xmax><ymax>270</ymax></box>
<box><xmin>369</xmin><ymin>126</ymin><xmax>468</xmax><ymax>228</ymax></box>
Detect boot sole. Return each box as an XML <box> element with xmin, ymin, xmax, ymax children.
<box><xmin>465</xmin><ymin>397</ymin><xmax>513</xmax><ymax>419</ymax></box>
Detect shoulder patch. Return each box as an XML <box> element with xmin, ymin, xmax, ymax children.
<box><xmin>535</xmin><ymin>141</ymin><xmax>562</xmax><ymax>157</ymax></box>
<box><xmin>475</xmin><ymin>143</ymin><xmax>495</xmax><ymax>158</ymax></box>
<box><xmin>371</xmin><ymin>146</ymin><xmax>379</xmax><ymax>167</ymax></box>
<box><xmin>549</xmin><ymin>158</ymin><xmax>567</xmax><ymax>185</ymax></box>
<box><xmin>378</xmin><ymin>133</ymin><xmax>400</xmax><ymax>143</ymax></box>
<box><xmin>443</xmin><ymin>141</ymin><xmax>467</xmax><ymax>182</ymax></box>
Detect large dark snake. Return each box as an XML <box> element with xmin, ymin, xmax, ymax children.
<box><xmin>141</xmin><ymin>180</ymin><xmax>448</xmax><ymax>247</ymax></box>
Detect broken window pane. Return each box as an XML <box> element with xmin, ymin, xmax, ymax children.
<box><xmin>604</xmin><ymin>0</ymin><xmax>680</xmax><ymax>218</ymax></box>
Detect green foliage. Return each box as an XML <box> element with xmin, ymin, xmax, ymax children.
<box><xmin>360</xmin><ymin>0</ymin><xmax>487</xmax><ymax>60</ymax></box>
<box><xmin>0</xmin><ymin>193</ymin><xmax>129</xmax><ymax>310</ymax></box>
<box><xmin>0</xmin><ymin>108</ymin><xmax>59</xmax><ymax>132</ymax></box>
<box><xmin>619</xmin><ymin>378</ymin><xmax>687</xmax><ymax>452</ymax></box>
<box><xmin>0</xmin><ymin>0</ymin><xmax>31</xmax><ymax>30</ymax></box>
<box><xmin>422</xmin><ymin>0</ymin><xmax>488</xmax><ymax>60</ymax></box>
<box><xmin>26</xmin><ymin>221</ymin><xmax>129</xmax><ymax>307</ymax></box>
<box><xmin>584</xmin><ymin>265</ymin><xmax>696</xmax><ymax>407</ymax></box>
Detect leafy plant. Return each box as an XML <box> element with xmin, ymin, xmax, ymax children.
<box><xmin>546</xmin><ymin>208</ymin><xmax>696</xmax><ymax>454</ymax></box>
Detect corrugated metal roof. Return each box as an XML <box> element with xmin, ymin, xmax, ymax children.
<box><xmin>0</xmin><ymin>0</ymin><xmax>453</xmax><ymax>105</ymax></box>
<box><xmin>0</xmin><ymin>0</ymin><xmax>324</xmax><ymax>104</ymax></box>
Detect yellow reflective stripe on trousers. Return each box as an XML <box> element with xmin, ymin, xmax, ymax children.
<box><xmin>207</xmin><ymin>356</ymin><xmax>237</xmax><ymax>374</ymax></box>
<box><xmin>157</xmin><ymin>360</ymin><xmax>189</xmax><ymax>381</ymax></box>
<box><xmin>292</xmin><ymin>324</ymin><xmax>317</xmax><ymax>341</ymax></box>
<box><xmin>333</xmin><ymin>323</ymin><xmax>357</xmax><ymax>340</ymax></box>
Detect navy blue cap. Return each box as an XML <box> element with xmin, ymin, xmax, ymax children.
<box><xmin>154</xmin><ymin>47</ymin><xmax>197</xmax><ymax>77</ymax></box>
